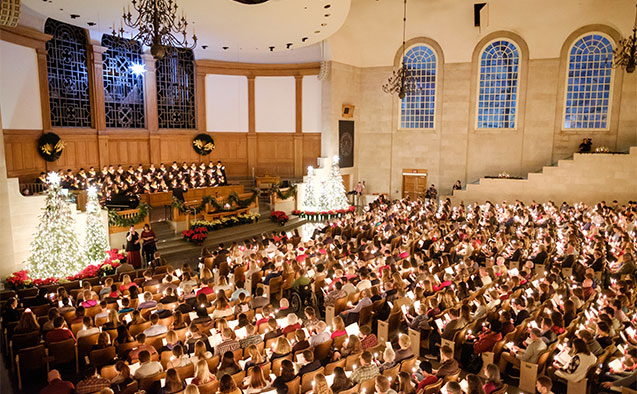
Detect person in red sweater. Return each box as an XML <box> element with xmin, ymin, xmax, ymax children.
<box><xmin>40</xmin><ymin>369</ymin><xmax>74</xmax><ymax>394</ymax></box>
<box><xmin>45</xmin><ymin>316</ymin><xmax>75</xmax><ymax>345</ymax></box>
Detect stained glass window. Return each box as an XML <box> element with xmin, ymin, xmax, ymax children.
<box><xmin>477</xmin><ymin>40</ymin><xmax>520</xmax><ymax>129</ymax></box>
<box><xmin>101</xmin><ymin>34</ymin><xmax>145</xmax><ymax>129</ymax></box>
<box><xmin>156</xmin><ymin>48</ymin><xmax>196</xmax><ymax>129</ymax></box>
<box><xmin>44</xmin><ymin>18</ymin><xmax>92</xmax><ymax>128</ymax></box>
<box><xmin>564</xmin><ymin>34</ymin><xmax>613</xmax><ymax>129</ymax></box>
<box><xmin>400</xmin><ymin>45</ymin><xmax>437</xmax><ymax>129</ymax></box>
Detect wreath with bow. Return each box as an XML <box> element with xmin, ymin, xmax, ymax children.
<box><xmin>38</xmin><ymin>132</ymin><xmax>65</xmax><ymax>162</ymax></box>
<box><xmin>192</xmin><ymin>133</ymin><xmax>215</xmax><ymax>156</ymax></box>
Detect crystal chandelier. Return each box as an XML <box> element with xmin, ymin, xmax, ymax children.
<box><xmin>115</xmin><ymin>0</ymin><xmax>197</xmax><ymax>60</ymax></box>
<box><xmin>382</xmin><ymin>0</ymin><xmax>420</xmax><ymax>99</ymax></box>
<box><xmin>612</xmin><ymin>3</ymin><xmax>637</xmax><ymax>73</ymax></box>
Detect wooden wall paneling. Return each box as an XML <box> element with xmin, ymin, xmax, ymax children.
<box><xmin>302</xmin><ymin>133</ymin><xmax>322</xmax><ymax>169</ymax></box>
<box><xmin>211</xmin><ymin>132</ymin><xmax>249</xmax><ymax>178</ymax></box>
<box><xmin>3</xmin><ymin>130</ymin><xmax>46</xmax><ymax>178</ymax></box>
<box><xmin>256</xmin><ymin>133</ymin><xmax>295</xmax><ymax>177</ymax></box>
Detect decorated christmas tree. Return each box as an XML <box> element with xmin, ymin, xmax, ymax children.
<box><xmin>303</xmin><ymin>165</ymin><xmax>318</xmax><ymax>210</ymax></box>
<box><xmin>27</xmin><ymin>172</ymin><xmax>86</xmax><ymax>279</ymax></box>
<box><xmin>318</xmin><ymin>156</ymin><xmax>350</xmax><ymax>211</ymax></box>
<box><xmin>84</xmin><ymin>185</ymin><xmax>109</xmax><ymax>264</ymax></box>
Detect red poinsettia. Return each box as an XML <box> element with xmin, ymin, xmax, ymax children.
<box><xmin>271</xmin><ymin>211</ymin><xmax>289</xmax><ymax>225</ymax></box>
<box><xmin>182</xmin><ymin>227</ymin><xmax>208</xmax><ymax>245</ymax></box>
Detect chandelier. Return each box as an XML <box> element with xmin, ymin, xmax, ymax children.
<box><xmin>382</xmin><ymin>0</ymin><xmax>421</xmax><ymax>99</ymax></box>
<box><xmin>612</xmin><ymin>3</ymin><xmax>637</xmax><ymax>73</ymax></box>
<box><xmin>115</xmin><ymin>0</ymin><xmax>197</xmax><ymax>60</ymax></box>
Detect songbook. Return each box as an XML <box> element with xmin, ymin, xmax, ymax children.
<box><xmin>555</xmin><ymin>348</ymin><xmax>572</xmax><ymax>366</ymax></box>
<box><xmin>345</xmin><ymin>323</ymin><xmax>360</xmax><ymax>337</ymax></box>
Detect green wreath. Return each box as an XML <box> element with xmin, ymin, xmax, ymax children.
<box><xmin>192</xmin><ymin>133</ymin><xmax>215</xmax><ymax>156</ymax></box>
<box><xmin>38</xmin><ymin>132</ymin><xmax>65</xmax><ymax>162</ymax></box>
<box><xmin>271</xmin><ymin>184</ymin><xmax>297</xmax><ymax>200</ymax></box>
<box><xmin>171</xmin><ymin>190</ymin><xmax>258</xmax><ymax>215</ymax></box>
<box><xmin>108</xmin><ymin>202</ymin><xmax>151</xmax><ymax>227</ymax></box>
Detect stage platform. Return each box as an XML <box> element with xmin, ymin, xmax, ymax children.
<box><xmin>153</xmin><ymin>216</ymin><xmax>307</xmax><ymax>267</ymax></box>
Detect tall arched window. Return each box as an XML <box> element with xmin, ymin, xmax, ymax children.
<box><xmin>44</xmin><ymin>18</ymin><xmax>92</xmax><ymax>128</ymax></box>
<box><xmin>476</xmin><ymin>40</ymin><xmax>520</xmax><ymax>129</ymax></box>
<box><xmin>156</xmin><ymin>48</ymin><xmax>196</xmax><ymax>129</ymax></box>
<box><xmin>563</xmin><ymin>34</ymin><xmax>613</xmax><ymax>129</ymax></box>
<box><xmin>400</xmin><ymin>45</ymin><xmax>437</xmax><ymax>129</ymax></box>
<box><xmin>101</xmin><ymin>34</ymin><xmax>145</xmax><ymax>129</ymax></box>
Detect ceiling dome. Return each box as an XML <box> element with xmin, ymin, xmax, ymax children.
<box><xmin>22</xmin><ymin>0</ymin><xmax>351</xmax><ymax>58</ymax></box>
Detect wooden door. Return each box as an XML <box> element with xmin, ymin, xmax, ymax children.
<box><xmin>341</xmin><ymin>174</ymin><xmax>351</xmax><ymax>192</ymax></box>
<box><xmin>402</xmin><ymin>169</ymin><xmax>427</xmax><ymax>200</ymax></box>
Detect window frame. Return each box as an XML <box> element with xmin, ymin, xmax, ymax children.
<box><xmin>561</xmin><ymin>32</ymin><xmax>615</xmax><ymax>132</ymax></box>
<box><xmin>397</xmin><ymin>43</ymin><xmax>439</xmax><ymax>131</ymax></box>
<box><xmin>474</xmin><ymin>38</ymin><xmax>522</xmax><ymax>131</ymax></box>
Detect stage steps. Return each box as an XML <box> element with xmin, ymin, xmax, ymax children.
<box><xmin>155</xmin><ymin>216</ymin><xmax>306</xmax><ymax>265</ymax></box>
<box><xmin>449</xmin><ymin>147</ymin><xmax>637</xmax><ymax>205</ymax></box>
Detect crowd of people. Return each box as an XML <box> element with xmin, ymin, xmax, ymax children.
<box><xmin>33</xmin><ymin>161</ymin><xmax>229</xmax><ymax>204</ymax></box>
<box><xmin>1</xmin><ymin>195</ymin><xmax>636</xmax><ymax>394</ymax></box>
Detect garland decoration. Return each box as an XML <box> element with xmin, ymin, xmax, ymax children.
<box><xmin>271</xmin><ymin>184</ymin><xmax>297</xmax><ymax>200</ymax></box>
<box><xmin>108</xmin><ymin>202</ymin><xmax>151</xmax><ymax>227</ymax></box>
<box><xmin>192</xmin><ymin>133</ymin><xmax>215</xmax><ymax>156</ymax></box>
<box><xmin>37</xmin><ymin>132</ymin><xmax>65</xmax><ymax>162</ymax></box>
<box><xmin>292</xmin><ymin>206</ymin><xmax>355</xmax><ymax>221</ymax></box>
<box><xmin>171</xmin><ymin>190</ymin><xmax>258</xmax><ymax>215</ymax></box>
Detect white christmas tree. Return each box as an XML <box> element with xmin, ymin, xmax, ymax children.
<box><xmin>27</xmin><ymin>172</ymin><xmax>86</xmax><ymax>279</ymax></box>
<box><xmin>303</xmin><ymin>166</ymin><xmax>318</xmax><ymax>211</ymax></box>
<box><xmin>85</xmin><ymin>185</ymin><xmax>109</xmax><ymax>264</ymax></box>
<box><xmin>318</xmin><ymin>156</ymin><xmax>350</xmax><ymax>211</ymax></box>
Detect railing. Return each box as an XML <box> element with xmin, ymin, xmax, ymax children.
<box><xmin>19</xmin><ymin>183</ymin><xmax>46</xmax><ymax>196</ymax></box>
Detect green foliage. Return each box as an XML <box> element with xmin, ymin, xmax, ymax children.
<box><xmin>85</xmin><ymin>191</ymin><xmax>110</xmax><ymax>264</ymax></box>
<box><xmin>107</xmin><ymin>202</ymin><xmax>151</xmax><ymax>227</ymax></box>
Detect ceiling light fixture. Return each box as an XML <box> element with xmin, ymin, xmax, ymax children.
<box><xmin>382</xmin><ymin>0</ymin><xmax>421</xmax><ymax>99</ymax></box>
<box><xmin>114</xmin><ymin>0</ymin><xmax>197</xmax><ymax>60</ymax></box>
<box><xmin>613</xmin><ymin>3</ymin><xmax>637</xmax><ymax>73</ymax></box>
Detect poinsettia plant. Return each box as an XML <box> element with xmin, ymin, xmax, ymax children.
<box><xmin>5</xmin><ymin>249</ymin><xmax>124</xmax><ymax>289</ymax></box>
<box><xmin>182</xmin><ymin>226</ymin><xmax>208</xmax><ymax>245</ymax></box>
<box><xmin>271</xmin><ymin>211</ymin><xmax>289</xmax><ymax>225</ymax></box>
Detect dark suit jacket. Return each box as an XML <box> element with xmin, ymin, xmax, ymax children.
<box><xmin>298</xmin><ymin>360</ymin><xmax>321</xmax><ymax>377</ymax></box>
<box><xmin>441</xmin><ymin>318</ymin><xmax>464</xmax><ymax>340</ymax></box>
<box><xmin>436</xmin><ymin>359</ymin><xmax>460</xmax><ymax>378</ymax></box>
<box><xmin>514</xmin><ymin>310</ymin><xmax>530</xmax><ymax>326</ymax></box>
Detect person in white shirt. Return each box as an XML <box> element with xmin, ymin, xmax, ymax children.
<box><xmin>143</xmin><ymin>313</ymin><xmax>168</xmax><ymax>337</ymax></box>
<box><xmin>498</xmin><ymin>328</ymin><xmax>547</xmax><ymax>373</ymax></box>
<box><xmin>76</xmin><ymin>316</ymin><xmax>100</xmax><ymax>339</ymax></box>
<box><xmin>309</xmin><ymin>321</ymin><xmax>331</xmax><ymax>347</ymax></box>
<box><xmin>553</xmin><ymin>338</ymin><xmax>597</xmax><ymax>384</ymax></box>
<box><xmin>355</xmin><ymin>273</ymin><xmax>372</xmax><ymax>292</ymax></box>
<box><xmin>133</xmin><ymin>350</ymin><xmax>164</xmax><ymax>379</ymax></box>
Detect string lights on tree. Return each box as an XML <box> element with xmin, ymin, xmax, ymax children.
<box><xmin>318</xmin><ymin>155</ymin><xmax>350</xmax><ymax>211</ymax></box>
<box><xmin>27</xmin><ymin>172</ymin><xmax>86</xmax><ymax>279</ymax></box>
<box><xmin>303</xmin><ymin>166</ymin><xmax>318</xmax><ymax>211</ymax></box>
<box><xmin>84</xmin><ymin>186</ymin><xmax>110</xmax><ymax>265</ymax></box>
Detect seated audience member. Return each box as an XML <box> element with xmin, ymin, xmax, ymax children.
<box><xmin>76</xmin><ymin>365</ymin><xmax>111</xmax><ymax>394</ymax></box>
<box><xmin>298</xmin><ymin>349</ymin><xmax>322</xmax><ymax>377</ymax></box>
<box><xmin>553</xmin><ymin>338</ymin><xmax>597</xmax><ymax>387</ymax></box>
<box><xmin>309</xmin><ymin>321</ymin><xmax>331</xmax><ymax>347</ymax></box>
<box><xmin>282</xmin><ymin>313</ymin><xmax>302</xmax><ymax>334</ymax></box>
<box><xmin>331</xmin><ymin>367</ymin><xmax>354</xmax><ymax>394</ymax></box>
<box><xmin>394</xmin><ymin>334</ymin><xmax>415</xmax><ymax>363</ymax></box>
<box><xmin>375</xmin><ymin>375</ymin><xmax>397</xmax><ymax>394</ymax></box>
<box><xmin>110</xmin><ymin>361</ymin><xmax>134</xmax><ymax>393</ymax></box>
<box><xmin>167</xmin><ymin>344</ymin><xmax>192</xmax><ymax>369</ymax></box>
<box><xmin>415</xmin><ymin>361</ymin><xmax>438</xmax><ymax>390</ymax></box>
<box><xmin>216</xmin><ymin>351</ymin><xmax>241</xmax><ymax>379</ymax></box>
<box><xmin>192</xmin><ymin>359</ymin><xmax>215</xmax><ymax>385</ymax></box>
<box><xmin>250</xmin><ymin>287</ymin><xmax>269</xmax><ymax>309</ymax></box>
<box><xmin>219</xmin><ymin>374</ymin><xmax>242</xmax><ymax>394</ymax></box>
<box><xmin>482</xmin><ymin>364</ymin><xmax>503</xmax><ymax>394</ymax></box>
<box><xmin>270</xmin><ymin>336</ymin><xmax>292</xmax><ymax>361</ymax></box>
<box><xmin>292</xmin><ymin>329</ymin><xmax>310</xmax><ymax>353</ymax></box>
<box><xmin>536</xmin><ymin>376</ymin><xmax>554</xmax><ymax>394</ymax></box>
<box><xmin>40</xmin><ymin>369</ymin><xmax>75</xmax><ymax>394</ymax></box>
<box><xmin>14</xmin><ymin>310</ymin><xmax>40</xmax><ymax>335</ymax></box>
<box><xmin>360</xmin><ymin>324</ymin><xmax>378</xmax><ymax>350</ymax></box>
<box><xmin>137</xmin><ymin>291</ymin><xmax>157</xmax><ymax>311</ymax></box>
<box><xmin>350</xmin><ymin>351</ymin><xmax>380</xmax><ymax>384</ymax></box>
<box><xmin>133</xmin><ymin>350</ymin><xmax>164</xmax><ymax>379</ymax></box>
<box><xmin>240</xmin><ymin>324</ymin><xmax>263</xmax><ymax>349</ymax></box>
<box><xmin>77</xmin><ymin>316</ymin><xmax>100</xmax><ymax>339</ymax></box>
<box><xmin>144</xmin><ymin>313</ymin><xmax>168</xmax><ymax>337</ymax></box>
<box><xmin>379</xmin><ymin>347</ymin><xmax>396</xmax><ymax>373</ymax></box>
<box><xmin>160</xmin><ymin>368</ymin><xmax>186</xmax><ymax>394</ymax></box>
<box><xmin>498</xmin><ymin>328</ymin><xmax>547</xmax><ymax>373</ymax></box>
<box><xmin>128</xmin><ymin>333</ymin><xmax>158</xmax><ymax>361</ymax></box>
<box><xmin>434</xmin><ymin>346</ymin><xmax>460</xmax><ymax>379</ymax></box>
<box><xmin>214</xmin><ymin>328</ymin><xmax>240</xmax><ymax>356</ymax></box>
<box><xmin>245</xmin><ymin>364</ymin><xmax>271</xmax><ymax>394</ymax></box>
<box><xmin>263</xmin><ymin>318</ymin><xmax>282</xmax><ymax>341</ymax></box>
<box><xmin>45</xmin><ymin>316</ymin><xmax>76</xmax><ymax>344</ymax></box>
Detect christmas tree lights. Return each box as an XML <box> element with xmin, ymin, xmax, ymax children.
<box><xmin>27</xmin><ymin>172</ymin><xmax>87</xmax><ymax>279</ymax></box>
<box><xmin>318</xmin><ymin>156</ymin><xmax>350</xmax><ymax>211</ymax></box>
<box><xmin>85</xmin><ymin>186</ymin><xmax>109</xmax><ymax>264</ymax></box>
<box><xmin>303</xmin><ymin>166</ymin><xmax>318</xmax><ymax>211</ymax></box>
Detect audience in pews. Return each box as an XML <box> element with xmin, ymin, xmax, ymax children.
<box><xmin>0</xmin><ymin>196</ymin><xmax>635</xmax><ymax>394</ymax></box>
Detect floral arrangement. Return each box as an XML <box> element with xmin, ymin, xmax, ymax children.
<box><xmin>5</xmin><ymin>249</ymin><xmax>124</xmax><ymax>290</ymax></box>
<box><xmin>190</xmin><ymin>213</ymin><xmax>260</xmax><ymax>232</ymax></box>
<box><xmin>594</xmin><ymin>146</ymin><xmax>609</xmax><ymax>153</ymax></box>
<box><xmin>182</xmin><ymin>226</ymin><xmax>208</xmax><ymax>245</ymax></box>
<box><xmin>271</xmin><ymin>211</ymin><xmax>289</xmax><ymax>225</ymax></box>
<box><xmin>292</xmin><ymin>206</ymin><xmax>355</xmax><ymax>220</ymax></box>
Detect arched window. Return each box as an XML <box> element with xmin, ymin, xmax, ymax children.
<box><xmin>44</xmin><ymin>18</ymin><xmax>92</xmax><ymax>128</ymax></box>
<box><xmin>476</xmin><ymin>40</ymin><xmax>520</xmax><ymax>129</ymax></box>
<box><xmin>563</xmin><ymin>34</ymin><xmax>613</xmax><ymax>129</ymax></box>
<box><xmin>101</xmin><ymin>34</ymin><xmax>145</xmax><ymax>129</ymax></box>
<box><xmin>156</xmin><ymin>48</ymin><xmax>196</xmax><ymax>129</ymax></box>
<box><xmin>400</xmin><ymin>45</ymin><xmax>437</xmax><ymax>129</ymax></box>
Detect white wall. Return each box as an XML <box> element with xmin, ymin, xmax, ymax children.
<box><xmin>302</xmin><ymin>76</ymin><xmax>322</xmax><ymax>133</ymax></box>
<box><xmin>205</xmin><ymin>74</ymin><xmax>249</xmax><ymax>132</ymax></box>
<box><xmin>0</xmin><ymin>40</ymin><xmax>42</xmax><ymax>130</ymax></box>
<box><xmin>329</xmin><ymin>0</ymin><xmax>636</xmax><ymax>67</ymax></box>
<box><xmin>255</xmin><ymin>76</ymin><xmax>296</xmax><ymax>132</ymax></box>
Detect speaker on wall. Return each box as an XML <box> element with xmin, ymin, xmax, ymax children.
<box><xmin>342</xmin><ymin>104</ymin><xmax>355</xmax><ymax>118</ymax></box>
